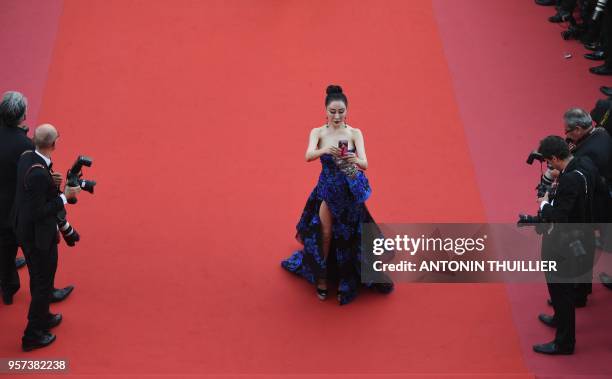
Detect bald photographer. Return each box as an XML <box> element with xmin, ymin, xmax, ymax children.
<box><xmin>14</xmin><ymin>124</ymin><xmax>80</xmax><ymax>351</ymax></box>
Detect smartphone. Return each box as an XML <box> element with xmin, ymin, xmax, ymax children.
<box><xmin>338</xmin><ymin>140</ymin><xmax>348</xmax><ymax>156</ymax></box>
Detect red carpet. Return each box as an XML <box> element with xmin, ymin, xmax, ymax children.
<box><xmin>0</xmin><ymin>0</ymin><xmax>586</xmax><ymax>377</ymax></box>
<box><xmin>434</xmin><ymin>0</ymin><xmax>612</xmax><ymax>377</ymax></box>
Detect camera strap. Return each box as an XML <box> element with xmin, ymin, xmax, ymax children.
<box><xmin>572</xmin><ymin>170</ymin><xmax>587</xmax><ymax>195</ymax></box>
<box><xmin>23</xmin><ymin>164</ymin><xmax>47</xmax><ymax>191</ymax></box>
<box><xmin>572</xmin><ymin>169</ymin><xmax>594</xmax><ymax>222</ymax></box>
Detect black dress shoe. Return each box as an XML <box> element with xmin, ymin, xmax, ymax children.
<box><xmin>2</xmin><ymin>293</ymin><xmax>13</xmax><ymax>305</ymax></box>
<box><xmin>585</xmin><ymin>42</ymin><xmax>602</xmax><ymax>51</ymax></box>
<box><xmin>600</xmin><ymin>272</ymin><xmax>612</xmax><ymax>289</ymax></box>
<box><xmin>549</xmin><ymin>11</ymin><xmax>572</xmax><ymax>23</ymax></box>
<box><xmin>538</xmin><ymin>313</ymin><xmax>557</xmax><ymax>328</ymax></box>
<box><xmin>15</xmin><ymin>257</ymin><xmax>26</xmax><ymax>269</ymax></box>
<box><xmin>585</xmin><ymin>51</ymin><xmax>606</xmax><ymax>61</ymax></box>
<box><xmin>533</xmin><ymin>341</ymin><xmax>574</xmax><ymax>355</ymax></box>
<box><xmin>50</xmin><ymin>285</ymin><xmax>74</xmax><ymax>303</ymax></box>
<box><xmin>22</xmin><ymin>332</ymin><xmax>56</xmax><ymax>352</ymax></box>
<box><xmin>590</xmin><ymin>64</ymin><xmax>612</xmax><ymax>75</ymax></box>
<box><xmin>47</xmin><ymin>313</ymin><xmax>62</xmax><ymax>329</ymax></box>
<box><xmin>536</xmin><ymin>0</ymin><xmax>557</xmax><ymax>5</ymax></box>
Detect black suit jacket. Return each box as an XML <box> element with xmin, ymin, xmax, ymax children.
<box><xmin>0</xmin><ymin>126</ymin><xmax>34</xmax><ymax>228</ymax></box>
<box><xmin>572</xmin><ymin>128</ymin><xmax>612</xmax><ymax>222</ymax></box>
<box><xmin>541</xmin><ymin>156</ymin><xmax>597</xmax><ymax>223</ymax></box>
<box><xmin>13</xmin><ymin>151</ymin><xmax>64</xmax><ymax>250</ymax></box>
<box><xmin>540</xmin><ymin>156</ymin><xmax>597</xmax><ymax>275</ymax></box>
<box><xmin>572</xmin><ymin>127</ymin><xmax>612</xmax><ymax>180</ymax></box>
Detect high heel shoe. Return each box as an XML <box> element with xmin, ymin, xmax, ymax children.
<box><xmin>316</xmin><ymin>286</ymin><xmax>328</xmax><ymax>300</ymax></box>
<box><xmin>316</xmin><ymin>278</ymin><xmax>328</xmax><ymax>300</ymax></box>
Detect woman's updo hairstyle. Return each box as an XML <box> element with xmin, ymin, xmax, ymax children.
<box><xmin>325</xmin><ymin>85</ymin><xmax>348</xmax><ymax>108</ymax></box>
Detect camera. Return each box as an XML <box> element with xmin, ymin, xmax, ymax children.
<box><xmin>517</xmin><ymin>212</ymin><xmax>550</xmax><ymax>234</ymax></box>
<box><xmin>526</xmin><ymin>150</ymin><xmax>556</xmax><ymax>198</ymax></box>
<box><xmin>66</xmin><ymin>155</ymin><xmax>96</xmax><ymax>204</ymax></box>
<box><xmin>517</xmin><ymin>150</ymin><xmax>556</xmax><ymax>232</ymax></box>
<box><xmin>526</xmin><ymin>151</ymin><xmax>544</xmax><ymax>165</ymax></box>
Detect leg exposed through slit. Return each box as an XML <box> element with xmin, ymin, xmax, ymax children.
<box><xmin>319</xmin><ymin>201</ymin><xmax>333</xmax><ymax>262</ymax></box>
<box><xmin>316</xmin><ymin>201</ymin><xmax>333</xmax><ymax>298</ymax></box>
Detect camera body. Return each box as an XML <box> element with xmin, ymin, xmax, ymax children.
<box><xmin>517</xmin><ymin>212</ymin><xmax>550</xmax><ymax>235</ymax></box>
<box><xmin>518</xmin><ymin>150</ymin><xmax>557</xmax><ymax>233</ymax></box>
<box><xmin>66</xmin><ymin>155</ymin><xmax>96</xmax><ymax>204</ymax></box>
<box><xmin>526</xmin><ymin>151</ymin><xmax>544</xmax><ymax>165</ymax></box>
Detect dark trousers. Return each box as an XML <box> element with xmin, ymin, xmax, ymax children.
<box><xmin>22</xmin><ymin>242</ymin><xmax>57</xmax><ymax>336</ymax></box>
<box><xmin>0</xmin><ymin>227</ymin><xmax>20</xmax><ymax>296</ymax></box>
<box><xmin>603</xmin><ymin>9</ymin><xmax>611</xmax><ymax>67</ymax></box>
<box><xmin>547</xmin><ymin>281</ymin><xmax>576</xmax><ymax>349</ymax></box>
<box><xmin>575</xmin><ymin>237</ymin><xmax>595</xmax><ymax>303</ymax></box>
<box><xmin>559</xmin><ymin>0</ymin><xmax>577</xmax><ymax>13</ymax></box>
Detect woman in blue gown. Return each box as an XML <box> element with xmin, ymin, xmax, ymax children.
<box><xmin>281</xmin><ymin>85</ymin><xmax>393</xmax><ymax>305</ymax></box>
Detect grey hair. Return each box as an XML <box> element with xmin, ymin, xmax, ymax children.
<box><xmin>0</xmin><ymin>91</ymin><xmax>28</xmax><ymax>128</ymax></box>
<box><xmin>563</xmin><ymin>107</ymin><xmax>593</xmax><ymax>130</ymax></box>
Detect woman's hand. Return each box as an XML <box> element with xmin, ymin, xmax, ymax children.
<box><xmin>341</xmin><ymin>152</ymin><xmax>367</xmax><ymax>170</ymax></box>
<box><xmin>326</xmin><ymin>145</ymin><xmax>342</xmax><ymax>157</ymax></box>
<box><xmin>341</xmin><ymin>152</ymin><xmax>358</xmax><ymax>164</ymax></box>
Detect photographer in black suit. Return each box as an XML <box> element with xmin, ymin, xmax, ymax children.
<box><xmin>563</xmin><ymin>108</ymin><xmax>612</xmax><ymax>299</ymax></box>
<box><xmin>0</xmin><ymin>92</ymin><xmax>74</xmax><ymax>305</ymax></box>
<box><xmin>14</xmin><ymin>124</ymin><xmax>80</xmax><ymax>351</ymax></box>
<box><xmin>0</xmin><ymin>91</ymin><xmax>34</xmax><ymax>305</ymax></box>
<box><xmin>534</xmin><ymin>136</ymin><xmax>598</xmax><ymax>355</ymax></box>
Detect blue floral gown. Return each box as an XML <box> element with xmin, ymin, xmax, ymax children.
<box><xmin>281</xmin><ymin>151</ymin><xmax>394</xmax><ymax>305</ymax></box>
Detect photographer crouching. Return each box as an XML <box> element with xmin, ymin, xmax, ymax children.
<box><xmin>532</xmin><ymin>136</ymin><xmax>599</xmax><ymax>355</ymax></box>
<box><xmin>14</xmin><ymin>124</ymin><xmax>81</xmax><ymax>351</ymax></box>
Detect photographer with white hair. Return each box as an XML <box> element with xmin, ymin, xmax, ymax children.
<box><xmin>0</xmin><ymin>91</ymin><xmax>34</xmax><ymax>305</ymax></box>
<box><xmin>563</xmin><ymin>108</ymin><xmax>612</xmax><ymax>295</ymax></box>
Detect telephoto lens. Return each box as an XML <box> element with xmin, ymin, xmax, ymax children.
<box><xmin>593</xmin><ymin>0</ymin><xmax>608</xmax><ymax>20</ymax></box>
<box><xmin>56</xmin><ymin>210</ymin><xmax>80</xmax><ymax>247</ymax></box>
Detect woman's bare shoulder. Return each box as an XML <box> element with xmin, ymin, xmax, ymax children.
<box><xmin>310</xmin><ymin>125</ymin><xmax>327</xmax><ymax>135</ymax></box>
<box><xmin>348</xmin><ymin>126</ymin><xmax>363</xmax><ymax>136</ymax></box>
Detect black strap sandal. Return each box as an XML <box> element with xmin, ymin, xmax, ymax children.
<box><xmin>316</xmin><ymin>286</ymin><xmax>328</xmax><ymax>300</ymax></box>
